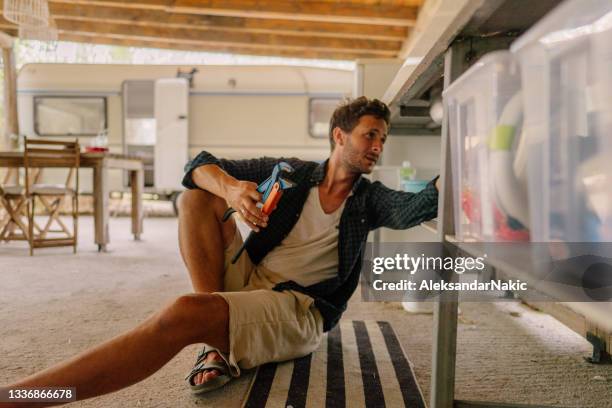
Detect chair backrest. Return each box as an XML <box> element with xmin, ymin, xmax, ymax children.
<box><xmin>23</xmin><ymin>137</ymin><xmax>80</xmax><ymax>194</ymax></box>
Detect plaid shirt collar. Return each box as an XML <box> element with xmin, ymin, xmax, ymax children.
<box><xmin>308</xmin><ymin>159</ymin><xmax>369</xmax><ymax>196</ymax></box>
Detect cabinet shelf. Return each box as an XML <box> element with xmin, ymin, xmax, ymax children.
<box><xmin>384</xmin><ymin>1</ymin><xmax>609</xmax><ymax>406</ymax></box>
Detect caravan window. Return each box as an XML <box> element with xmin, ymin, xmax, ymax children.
<box><xmin>34</xmin><ymin>96</ymin><xmax>107</xmax><ymax>136</ymax></box>
<box><xmin>309</xmin><ymin>98</ymin><xmax>341</xmax><ymax>139</ymax></box>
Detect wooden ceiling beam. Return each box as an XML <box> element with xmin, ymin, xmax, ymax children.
<box><xmin>47</xmin><ymin>3</ymin><xmax>408</xmax><ymax>41</ymax></box>
<box><xmin>48</xmin><ymin>0</ymin><xmax>418</xmax><ymax>26</ymax></box>
<box><xmin>0</xmin><ymin>28</ymin><xmax>391</xmax><ymax>60</ymax></box>
<box><xmin>47</xmin><ymin>19</ymin><xmax>401</xmax><ymax>53</ymax></box>
<box><xmin>0</xmin><ymin>24</ymin><xmax>396</xmax><ymax>59</ymax></box>
<box><xmin>0</xmin><ymin>17</ymin><xmax>400</xmax><ymax>53</ymax></box>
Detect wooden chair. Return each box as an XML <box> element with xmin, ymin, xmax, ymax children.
<box><xmin>24</xmin><ymin>138</ymin><xmax>80</xmax><ymax>255</ymax></box>
<box><xmin>0</xmin><ymin>168</ymin><xmax>43</xmax><ymax>242</ymax></box>
<box><xmin>0</xmin><ymin>184</ymin><xmax>28</xmax><ymax>241</ymax></box>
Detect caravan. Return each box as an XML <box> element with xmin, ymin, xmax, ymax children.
<box><xmin>16</xmin><ymin>63</ymin><xmax>354</xmax><ymax>201</ymax></box>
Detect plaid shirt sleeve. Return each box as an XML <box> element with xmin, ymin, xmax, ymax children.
<box><xmin>366</xmin><ymin>176</ymin><xmax>439</xmax><ymax>230</ymax></box>
<box><xmin>182</xmin><ymin>150</ymin><xmax>284</xmax><ymax>189</ymax></box>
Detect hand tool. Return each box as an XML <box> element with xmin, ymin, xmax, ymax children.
<box><xmin>222</xmin><ymin>161</ymin><xmax>295</xmax><ymax>263</ymax></box>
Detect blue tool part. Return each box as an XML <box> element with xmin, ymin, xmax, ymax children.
<box><xmin>256</xmin><ymin>161</ymin><xmax>296</xmax><ymax>201</ymax></box>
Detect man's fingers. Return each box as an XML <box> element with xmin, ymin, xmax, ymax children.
<box><xmin>242</xmin><ymin>181</ymin><xmax>261</xmax><ymax>201</ymax></box>
<box><xmin>243</xmin><ymin>199</ymin><xmax>268</xmax><ymax>224</ymax></box>
<box><xmin>250</xmin><ymin>206</ymin><xmax>268</xmax><ymax>224</ymax></box>
<box><xmin>248</xmin><ymin>188</ymin><xmax>262</xmax><ymax>201</ymax></box>
<box><xmin>248</xmin><ymin>220</ymin><xmax>261</xmax><ymax>233</ymax></box>
<box><xmin>230</xmin><ymin>204</ymin><xmax>265</xmax><ymax>231</ymax></box>
<box><xmin>233</xmin><ymin>181</ymin><xmax>267</xmax><ymax>230</ymax></box>
<box><xmin>243</xmin><ymin>204</ymin><xmax>268</xmax><ymax>228</ymax></box>
<box><xmin>238</xmin><ymin>210</ymin><xmax>260</xmax><ymax>232</ymax></box>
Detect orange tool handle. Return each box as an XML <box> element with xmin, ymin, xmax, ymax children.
<box><xmin>262</xmin><ymin>182</ymin><xmax>283</xmax><ymax>215</ymax></box>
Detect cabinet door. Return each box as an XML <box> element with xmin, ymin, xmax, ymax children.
<box><xmin>154</xmin><ymin>78</ymin><xmax>189</xmax><ymax>191</ymax></box>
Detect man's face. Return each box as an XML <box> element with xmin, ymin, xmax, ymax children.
<box><xmin>337</xmin><ymin>115</ymin><xmax>388</xmax><ymax>174</ymax></box>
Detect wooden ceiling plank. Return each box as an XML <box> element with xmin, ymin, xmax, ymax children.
<box><xmin>48</xmin><ymin>0</ymin><xmax>418</xmax><ymax>26</ymax></box>
<box><xmin>312</xmin><ymin>0</ymin><xmax>425</xmax><ymax>5</ymax></box>
<box><xmin>51</xmin><ymin>19</ymin><xmax>401</xmax><ymax>52</ymax></box>
<box><xmin>0</xmin><ymin>26</ymin><xmax>393</xmax><ymax>59</ymax></box>
<box><xmin>47</xmin><ymin>3</ymin><xmax>408</xmax><ymax>41</ymax></box>
<box><xmin>59</xmin><ymin>16</ymin><xmax>407</xmax><ymax>42</ymax></box>
<box><xmin>0</xmin><ymin>16</ymin><xmax>401</xmax><ymax>52</ymax></box>
<box><xmin>54</xmin><ymin>28</ymin><xmax>397</xmax><ymax>56</ymax></box>
<box><xmin>59</xmin><ymin>33</ymin><xmax>394</xmax><ymax>60</ymax></box>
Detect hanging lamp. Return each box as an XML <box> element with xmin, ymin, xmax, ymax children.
<box><xmin>3</xmin><ymin>0</ymin><xmax>50</xmax><ymax>27</ymax></box>
<box><xmin>19</xmin><ymin>17</ymin><xmax>58</xmax><ymax>41</ymax></box>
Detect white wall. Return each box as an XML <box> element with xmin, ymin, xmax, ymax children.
<box><xmin>382</xmin><ymin>134</ymin><xmax>440</xmax><ymax>180</ymax></box>
<box><xmin>373</xmin><ymin>134</ymin><xmax>441</xmax><ymax>243</ymax></box>
<box><xmin>354</xmin><ymin>59</ymin><xmax>402</xmax><ymax>100</ymax></box>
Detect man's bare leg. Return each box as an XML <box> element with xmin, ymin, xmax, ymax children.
<box><xmin>177</xmin><ymin>189</ymin><xmax>237</xmax><ymax>385</ymax></box>
<box><xmin>1</xmin><ymin>294</ymin><xmax>229</xmax><ymax>408</ymax></box>
<box><xmin>178</xmin><ymin>189</ymin><xmax>236</xmax><ymax>294</ymax></box>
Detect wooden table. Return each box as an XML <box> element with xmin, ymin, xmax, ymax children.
<box><xmin>0</xmin><ymin>151</ymin><xmax>144</xmax><ymax>252</ymax></box>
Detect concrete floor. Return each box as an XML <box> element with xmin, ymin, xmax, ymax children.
<box><xmin>1</xmin><ymin>217</ymin><xmax>611</xmax><ymax>407</ymax></box>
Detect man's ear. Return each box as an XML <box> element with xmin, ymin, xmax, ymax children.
<box><xmin>332</xmin><ymin>127</ymin><xmax>345</xmax><ymax>147</ymax></box>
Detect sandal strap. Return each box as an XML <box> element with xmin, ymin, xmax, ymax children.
<box><xmin>194</xmin><ymin>347</ymin><xmax>209</xmax><ymax>364</ymax></box>
<box><xmin>186</xmin><ymin>353</ymin><xmax>230</xmax><ymax>382</ymax></box>
<box><xmin>194</xmin><ymin>345</ymin><xmax>218</xmax><ymax>364</ymax></box>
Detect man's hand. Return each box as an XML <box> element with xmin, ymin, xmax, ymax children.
<box><xmin>435</xmin><ymin>177</ymin><xmax>441</xmax><ymax>192</ymax></box>
<box><xmin>225</xmin><ymin>181</ymin><xmax>269</xmax><ymax>232</ymax></box>
<box><xmin>192</xmin><ymin>164</ymin><xmax>269</xmax><ymax>232</ymax></box>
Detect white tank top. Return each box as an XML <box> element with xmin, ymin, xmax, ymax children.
<box><xmin>259</xmin><ymin>186</ymin><xmax>346</xmax><ymax>287</ymax></box>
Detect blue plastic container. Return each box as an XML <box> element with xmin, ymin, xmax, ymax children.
<box><xmin>402</xmin><ymin>179</ymin><xmax>429</xmax><ymax>193</ymax></box>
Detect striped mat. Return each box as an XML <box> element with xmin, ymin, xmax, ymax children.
<box><xmin>242</xmin><ymin>320</ymin><xmax>425</xmax><ymax>408</ymax></box>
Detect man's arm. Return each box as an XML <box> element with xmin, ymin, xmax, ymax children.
<box><xmin>191</xmin><ymin>164</ymin><xmax>268</xmax><ymax>231</ymax></box>
<box><xmin>190</xmin><ymin>163</ymin><xmax>242</xmax><ymax>200</ymax></box>
<box><xmin>367</xmin><ymin>176</ymin><xmax>439</xmax><ymax>230</ymax></box>
<box><xmin>182</xmin><ymin>151</ymin><xmax>279</xmax><ymax>189</ymax></box>
<box><xmin>182</xmin><ymin>151</ymin><xmax>281</xmax><ymax>230</ymax></box>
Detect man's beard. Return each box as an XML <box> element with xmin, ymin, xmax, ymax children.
<box><xmin>342</xmin><ymin>144</ymin><xmax>376</xmax><ymax>175</ymax></box>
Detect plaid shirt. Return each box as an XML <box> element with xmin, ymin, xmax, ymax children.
<box><xmin>183</xmin><ymin>151</ymin><xmax>439</xmax><ymax>331</ymax></box>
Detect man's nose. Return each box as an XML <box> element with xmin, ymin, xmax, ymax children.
<box><xmin>372</xmin><ymin>139</ymin><xmax>383</xmax><ymax>153</ymax></box>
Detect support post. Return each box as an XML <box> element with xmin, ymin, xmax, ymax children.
<box><xmin>1</xmin><ymin>33</ymin><xmax>19</xmax><ymax>151</ymax></box>
<box><xmin>130</xmin><ymin>168</ymin><xmax>144</xmax><ymax>240</ymax></box>
<box><xmin>93</xmin><ymin>160</ymin><xmax>109</xmax><ymax>252</ymax></box>
<box><xmin>430</xmin><ymin>40</ymin><xmax>471</xmax><ymax>408</ymax></box>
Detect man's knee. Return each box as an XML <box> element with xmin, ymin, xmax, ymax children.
<box><xmin>155</xmin><ymin>293</ymin><xmax>229</xmax><ymax>346</ymax></box>
<box><xmin>178</xmin><ymin>189</ymin><xmax>236</xmax><ymax>248</ymax></box>
<box><xmin>178</xmin><ymin>189</ymin><xmax>224</xmax><ymax>216</ymax></box>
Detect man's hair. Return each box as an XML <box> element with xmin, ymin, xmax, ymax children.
<box><xmin>328</xmin><ymin>96</ymin><xmax>390</xmax><ymax>151</ymax></box>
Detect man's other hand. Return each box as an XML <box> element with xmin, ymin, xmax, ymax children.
<box><xmin>435</xmin><ymin>177</ymin><xmax>441</xmax><ymax>192</ymax></box>
<box><xmin>226</xmin><ymin>181</ymin><xmax>269</xmax><ymax>232</ymax></box>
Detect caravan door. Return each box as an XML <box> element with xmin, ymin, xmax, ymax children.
<box><xmin>154</xmin><ymin>78</ymin><xmax>189</xmax><ymax>192</ymax></box>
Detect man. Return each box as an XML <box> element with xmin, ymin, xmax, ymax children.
<box><xmin>1</xmin><ymin>97</ymin><xmax>439</xmax><ymax>406</ymax></box>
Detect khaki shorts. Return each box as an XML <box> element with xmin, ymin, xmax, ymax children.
<box><xmin>212</xmin><ymin>227</ymin><xmax>324</xmax><ymax>377</ymax></box>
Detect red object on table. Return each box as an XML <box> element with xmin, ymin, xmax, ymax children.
<box><xmin>85</xmin><ymin>146</ymin><xmax>109</xmax><ymax>153</ymax></box>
